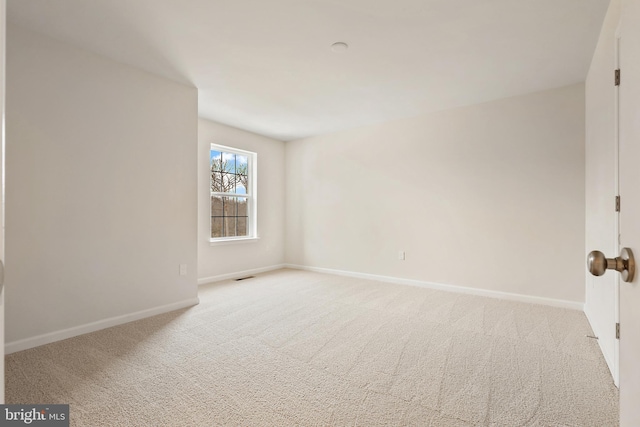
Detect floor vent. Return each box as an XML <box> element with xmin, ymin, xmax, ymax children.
<box><xmin>235</xmin><ymin>276</ymin><xmax>255</xmax><ymax>281</ymax></box>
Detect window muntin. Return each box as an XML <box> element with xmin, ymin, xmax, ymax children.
<box><xmin>210</xmin><ymin>145</ymin><xmax>256</xmax><ymax>241</ymax></box>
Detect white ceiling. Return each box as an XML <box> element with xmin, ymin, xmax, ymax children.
<box><xmin>8</xmin><ymin>0</ymin><xmax>609</xmax><ymax>141</ymax></box>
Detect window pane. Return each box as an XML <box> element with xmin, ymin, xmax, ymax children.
<box><xmin>236</xmin><ymin>155</ymin><xmax>247</xmax><ymax>166</ymax></box>
<box><xmin>236</xmin><ymin>174</ymin><xmax>248</xmax><ymax>194</ymax></box>
<box><xmin>222</xmin><ymin>197</ymin><xmax>236</xmax><ymax>217</ymax></box>
<box><xmin>224</xmin><ymin>217</ymin><xmax>237</xmax><ymax>237</ymax></box>
<box><xmin>222</xmin><ymin>172</ymin><xmax>236</xmax><ymax>193</ymax></box>
<box><xmin>212</xmin><ymin>171</ymin><xmax>237</xmax><ymax>193</ymax></box>
<box><xmin>211</xmin><ymin>151</ymin><xmax>248</xmax><ymax>195</ymax></box>
<box><xmin>211</xmin><ymin>196</ymin><xmax>223</xmax><ymax>216</ymax></box>
<box><xmin>211</xmin><ymin>197</ymin><xmax>245</xmax><ymax>238</ymax></box>
<box><xmin>222</xmin><ymin>152</ymin><xmax>236</xmax><ymax>173</ymax></box>
<box><xmin>237</xmin><ymin>197</ymin><xmax>248</xmax><ymax>216</ymax></box>
<box><xmin>211</xmin><ymin>172</ymin><xmax>223</xmax><ymax>192</ymax></box>
<box><xmin>236</xmin><ymin>155</ymin><xmax>248</xmax><ymax>194</ymax></box>
<box><xmin>211</xmin><ymin>217</ymin><xmax>223</xmax><ymax>238</ymax></box>
<box><xmin>237</xmin><ymin>217</ymin><xmax>247</xmax><ymax>236</ymax></box>
<box><xmin>236</xmin><ymin>155</ymin><xmax>247</xmax><ymax>173</ymax></box>
<box><xmin>211</xmin><ymin>150</ymin><xmax>222</xmax><ymax>171</ymax></box>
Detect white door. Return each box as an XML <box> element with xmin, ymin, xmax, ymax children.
<box><xmin>584</xmin><ymin>25</ymin><xmax>621</xmax><ymax>388</ymax></box>
<box><xmin>618</xmin><ymin>1</ymin><xmax>640</xmax><ymax>424</ymax></box>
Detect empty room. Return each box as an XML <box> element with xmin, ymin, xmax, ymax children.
<box><xmin>1</xmin><ymin>0</ymin><xmax>640</xmax><ymax>426</ymax></box>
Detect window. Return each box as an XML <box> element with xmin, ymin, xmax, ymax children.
<box><xmin>210</xmin><ymin>144</ymin><xmax>257</xmax><ymax>242</ymax></box>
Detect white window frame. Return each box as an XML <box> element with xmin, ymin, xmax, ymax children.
<box><xmin>209</xmin><ymin>143</ymin><xmax>258</xmax><ymax>244</ymax></box>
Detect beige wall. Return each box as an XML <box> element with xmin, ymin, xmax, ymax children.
<box><xmin>584</xmin><ymin>0</ymin><xmax>621</xmax><ymax>380</ymax></box>
<box><xmin>286</xmin><ymin>84</ymin><xmax>586</xmax><ymax>304</ymax></box>
<box><xmin>198</xmin><ymin>118</ymin><xmax>285</xmax><ymax>283</ymax></box>
<box><xmin>6</xmin><ymin>26</ymin><xmax>199</xmax><ymax>349</ymax></box>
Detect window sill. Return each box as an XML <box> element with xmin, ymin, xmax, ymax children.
<box><xmin>209</xmin><ymin>236</ymin><xmax>260</xmax><ymax>246</ymax></box>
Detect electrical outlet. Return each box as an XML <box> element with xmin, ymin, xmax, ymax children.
<box><xmin>179</xmin><ymin>264</ymin><xmax>188</xmax><ymax>276</ymax></box>
<box><xmin>398</xmin><ymin>251</ymin><xmax>406</xmax><ymax>261</ymax></box>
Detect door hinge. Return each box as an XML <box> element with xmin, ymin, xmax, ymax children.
<box><xmin>616</xmin><ymin>323</ymin><xmax>620</xmax><ymax>340</ymax></box>
<box><xmin>615</xmin><ymin>69</ymin><xmax>621</xmax><ymax>86</ymax></box>
<box><xmin>616</xmin><ymin>195</ymin><xmax>621</xmax><ymax>212</ymax></box>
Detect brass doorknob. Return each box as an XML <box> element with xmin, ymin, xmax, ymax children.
<box><xmin>587</xmin><ymin>247</ymin><xmax>635</xmax><ymax>282</ymax></box>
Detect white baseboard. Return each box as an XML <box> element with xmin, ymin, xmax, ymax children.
<box><xmin>198</xmin><ymin>264</ymin><xmax>285</xmax><ymax>285</ymax></box>
<box><xmin>5</xmin><ymin>297</ymin><xmax>200</xmax><ymax>355</ymax></box>
<box><xmin>285</xmin><ymin>264</ymin><xmax>584</xmax><ymax>311</ymax></box>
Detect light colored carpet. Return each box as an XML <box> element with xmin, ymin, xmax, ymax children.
<box><xmin>6</xmin><ymin>269</ymin><xmax>618</xmax><ymax>426</ymax></box>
